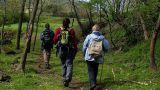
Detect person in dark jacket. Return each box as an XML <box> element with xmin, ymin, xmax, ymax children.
<box><xmin>40</xmin><ymin>23</ymin><xmax>54</xmax><ymax>69</ymax></box>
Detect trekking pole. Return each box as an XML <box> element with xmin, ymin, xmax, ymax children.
<box><xmin>99</xmin><ymin>62</ymin><xmax>104</xmax><ymax>83</ymax></box>
<box><xmin>99</xmin><ymin>53</ymin><xmax>105</xmax><ymax>83</ymax></box>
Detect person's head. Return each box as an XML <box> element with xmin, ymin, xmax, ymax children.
<box><xmin>62</xmin><ymin>18</ymin><xmax>70</xmax><ymax>28</ymax></box>
<box><xmin>45</xmin><ymin>23</ymin><xmax>50</xmax><ymax>29</ymax></box>
<box><xmin>92</xmin><ymin>24</ymin><xmax>100</xmax><ymax>31</ymax></box>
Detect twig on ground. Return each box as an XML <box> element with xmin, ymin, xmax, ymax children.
<box><xmin>112</xmin><ymin>68</ymin><xmax>116</xmax><ymax>80</ymax></box>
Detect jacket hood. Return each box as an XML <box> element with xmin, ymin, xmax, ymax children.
<box><xmin>90</xmin><ymin>31</ymin><xmax>104</xmax><ymax>41</ymax></box>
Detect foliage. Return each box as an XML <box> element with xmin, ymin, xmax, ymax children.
<box><xmin>0</xmin><ymin>0</ymin><xmax>160</xmax><ymax>89</ymax></box>
<box><xmin>139</xmin><ymin>0</ymin><xmax>160</xmax><ymax>31</ymax></box>
<box><xmin>0</xmin><ymin>21</ymin><xmax>160</xmax><ymax>89</ymax></box>
<box><xmin>0</xmin><ymin>0</ymin><xmax>29</xmax><ymax>25</ymax></box>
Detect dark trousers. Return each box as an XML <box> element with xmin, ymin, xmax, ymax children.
<box><xmin>59</xmin><ymin>46</ymin><xmax>76</xmax><ymax>82</ymax></box>
<box><xmin>87</xmin><ymin>61</ymin><xmax>99</xmax><ymax>87</ymax></box>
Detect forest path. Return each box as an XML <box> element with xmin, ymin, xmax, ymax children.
<box><xmin>33</xmin><ymin>54</ymin><xmax>89</xmax><ymax>90</ymax></box>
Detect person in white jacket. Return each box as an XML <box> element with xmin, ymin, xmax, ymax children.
<box><xmin>83</xmin><ymin>24</ymin><xmax>109</xmax><ymax>90</ymax></box>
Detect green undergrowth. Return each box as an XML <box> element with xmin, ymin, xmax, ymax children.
<box><xmin>102</xmin><ymin>39</ymin><xmax>160</xmax><ymax>90</ymax></box>
<box><xmin>0</xmin><ymin>16</ymin><xmax>160</xmax><ymax>90</ymax></box>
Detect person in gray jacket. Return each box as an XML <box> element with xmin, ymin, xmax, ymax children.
<box><xmin>83</xmin><ymin>24</ymin><xmax>109</xmax><ymax>90</ymax></box>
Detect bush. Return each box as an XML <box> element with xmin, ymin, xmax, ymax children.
<box><xmin>0</xmin><ymin>13</ymin><xmax>29</xmax><ymax>26</ymax></box>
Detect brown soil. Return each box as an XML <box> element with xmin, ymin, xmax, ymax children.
<box><xmin>69</xmin><ymin>80</ymin><xmax>87</xmax><ymax>90</ymax></box>
<box><xmin>33</xmin><ymin>55</ymin><xmax>54</xmax><ymax>74</ymax></box>
<box><xmin>33</xmin><ymin>54</ymin><xmax>107</xmax><ymax>90</ymax></box>
<box><xmin>33</xmin><ymin>54</ymin><xmax>88</xmax><ymax>90</ymax></box>
<box><xmin>0</xmin><ymin>70</ymin><xmax>11</xmax><ymax>82</ymax></box>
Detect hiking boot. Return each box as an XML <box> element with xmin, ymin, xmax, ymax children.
<box><xmin>63</xmin><ymin>80</ymin><xmax>69</xmax><ymax>87</ymax></box>
<box><xmin>90</xmin><ymin>84</ymin><xmax>96</xmax><ymax>90</ymax></box>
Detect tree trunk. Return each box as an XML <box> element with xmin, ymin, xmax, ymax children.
<box><xmin>89</xmin><ymin>6</ymin><xmax>93</xmax><ymax>24</ymax></box>
<box><xmin>102</xmin><ymin>8</ymin><xmax>117</xmax><ymax>49</ymax></box>
<box><xmin>69</xmin><ymin>0</ymin><xmax>84</xmax><ymax>36</ymax></box>
<box><xmin>85</xmin><ymin>2</ymin><xmax>94</xmax><ymax>25</ymax></box>
<box><xmin>25</xmin><ymin>0</ymin><xmax>32</xmax><ymax>53</ymax></box>
<box><xmin>86</xmin><ymin>9</ymin><xmax>93</xmax><ymax>26</ymax></box>
<box><xmin>1</xmin><ymin>0</ymin><xmax>6</xmax><ymax>46</ymax></box>
<box><xmin>99</xmin><ymin>0</ymin><xmax>102</xmax><ymax>22</ymax></box>
<box><xmin>32</xmin><ymin>23</ymin><xmax>39</xmax><ymax>51</ymax></box>
<box><xmin>19</xmin><ymin>0</ymin><xmax>40</xmax><ymax>72</ymax></box>
<box><xmin>16</xmin><ymin>0</ymin><xmax>27</xmax><ymax>49</ymax></box>
<box><xmin>139</xmin><ymin>13</ymin><xmax>149</xmax><ymax>40</ymax></box>
<box><xmin>32</xmin><ymin>0</ymin><xmax>44</xmax><ymax>51</ymax></box>
<box><xmin>28</xmin><ymin>0</ymin><xmax>31</xmax><ymax>18</ymax></box>
<box><xmin>150</xmin><ymin>14</ymin><xmax>160</xmax><ymax>71</ymax></box>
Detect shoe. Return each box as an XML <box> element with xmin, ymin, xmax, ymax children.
<box><xmin>63</xmin><ymin>80</ymin><xmax>69</xmax><ymax>87</ymax></box>
<box><xmin>90</xmin><ymin>84</ymin><xmax>96</xmax><ymax>90</ymax></box>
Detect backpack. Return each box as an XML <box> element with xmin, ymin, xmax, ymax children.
<box><xmin>88</xmin><ymin>39</ymin><xmax>103</xmax><ymax>58</ymax></box>
<box><xmin>42</xmin><ymin>29</ymin><xmax>52</xmax><ymax>47</ymax></box>
<box><xmin>59</xmin><ymin>28</ymin><xmax>70</xmax><ymax>45</ymax></box>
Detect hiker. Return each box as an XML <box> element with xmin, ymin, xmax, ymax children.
<box><xmin>53</xmin><ymin>18</ymin><xmax>77</xmax><ymax>87</ymax></box>
<box><xmin>40</xmin><ymin>23</ymin><xmax>54</xmax><ymax>69</ymax></box>
<box><xmin>83</xmin><ymin>24</ymin><xmax>109</xmax><ymax>90</ymax></box>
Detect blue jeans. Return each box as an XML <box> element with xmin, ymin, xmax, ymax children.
<box><xmin>87</xmin><ymin>61</ymin><xmax>99</xmax><ymax>87</ymax></box>
<box><xmin>59</xmin><ymin>46</ymin><xmax>76</xmax><ymax>82</ymax></box>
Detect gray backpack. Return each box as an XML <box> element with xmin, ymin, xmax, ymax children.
<box><xmin>88</xmin><ymin>39</ymin><xmax>103</xmax><ymax>58</ymax></box>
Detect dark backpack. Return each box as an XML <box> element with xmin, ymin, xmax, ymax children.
<box><xmin>42</xmin><ymin>29</ymin><xmax>53</xmax><ymax>48</ymax></box>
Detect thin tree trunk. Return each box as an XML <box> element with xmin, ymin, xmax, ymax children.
<box><xmin>139</xmin><ymin>13</ymin><xmax>149</xmax><ymax>40</ymax></box>
<box><xmin>99</xmin><ymin>0</ymin><xmax>102</xmax><ymax>22</ymax></box>
<box><xmin>121</xmin><ymin>0</ymin><xmax>126</xmax><ymax>14</ymax></box>
<box><xmin>16</xmin><ymin>0</ymin><xmax>27</xmax><ymax>49</ymax></box>
<box><xmin>87</xmin><ymin>4</ymin><xmax>93</xmax><ymax>25</ymax></box>
<box><xmin>32</xmin><ymin>0</ymin><xmax>44</xmax><ymax>51</ymax></box>
<box><xmin>69</xmin><ymin>0</ymin><xmax>84</xmax><ymax>36</ymax></box>
<box><xmin>102</xmin><ymin>8</ymin><xmax>117</xmax><ymax>49</ymax></box>
<box><xmin>135</xmin><ymin>0</ymin><xmax>149</xmax><ymax>40</ymax></box>
<box><xmin>18</xmin><ymin>0</ymin><xmax>40</xmax><ymax>72</ymax></box>
<box><xmin>32</xmin><ymin>22</ymin><xmax>39</xmax><ymax>51</ymax></box>
<box><xmin>28</xmin><ymin>0</ymin><xmax>31</xmax><ymax>18</ymax></box>
<box><xmin>25</xmin><ymin>0</ymin><xmax>32</xmax><ymax>53</ymax></box>
<box><xmin>1</xmin><ymin>0</ymin><xmax>6</xmax><ymax>49</ymax></box>
<box><xmin>89</xmin><ymin>6</ymin><xmax>93</xmax><ymax>24</ymax></box>
<box><xmin>150</xmin><ymin>14</ymin><xmax>160</xmax><ymax>71</ymax></box>
<box><xmin>25</xmin><ymin>0</ymin><xmax>31</xmax><ymax>33</ymax></box>
<box><xmin>85</xmin><ymin>9</ymin><xmax>93</xmax><ymax>26</ymax></box>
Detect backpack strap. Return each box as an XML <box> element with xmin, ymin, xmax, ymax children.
<box><xmin>60</xmin><ymin>27</ymin><xmax>72</xmax><ymax>31</ymax></box>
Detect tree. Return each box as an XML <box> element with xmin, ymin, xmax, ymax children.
<box><xmin>102</xmin><ymin>8</ymin><xmax>117</xmax><ymax>49</ymax></box>
<box><xmin>18</xmin><ymin>0</ymin><xmax>40</xmax><ymax>72</ymax></box>
<box><xmin>1</xmin><ymin>0</ymin><xmax>6</xmax><ymax>46</ymax></box>
<box><xmin>25</xmin><ymin>0</ymin><xmax>33</xmax><ymax>53</ymax></box>
<box><xmin>135</xmin><ymin>0</ymin><xmax>149</xmax><ymax>40</ymax></box>
<box><xmin>32</xmin><ymin>0</ymin><xmax>45</xmax><ymax>51</ymax></box>
<box><xmin>139</xmin><ymin>13</ymin><xmax>149</xmax><ymax>40</ymax></box>
<box><xmin>28</xmin><ymin>0</ymin><xmax>31</xmax><ymax>18</ymax></box>
<box><xmin>69</xmin><ymin>0</ymin><xmax>84</xmax><ymax>36</ymax></box>
<box><xmin>84</xmin><ymin>1</ymin><xmax>94</xmax><ymax>25</ymax></box>
<box><xmin>16</xmin><ymin>0</ymin><xmax>27</xmax><ymax>49</ymax></box>
<box><xmin>150</xmin><ymin>14</ymin><xmax>160</xmax><ymax>71</ymax></box>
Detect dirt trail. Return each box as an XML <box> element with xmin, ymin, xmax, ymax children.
<box><xmin>34</xmin><ymin>55</ymin><xmax>54</xmax><ymax>74</ymax></box>
<box><xmin>33</xmin><ymin>54</ymin><xmax>88</xmax><ymax>90</ymax></box>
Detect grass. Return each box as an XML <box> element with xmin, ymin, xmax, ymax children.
<box><xmin>0</xmin><ymin>16</ymin><xmax>160</xmax><ymax>90</ymax></box>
